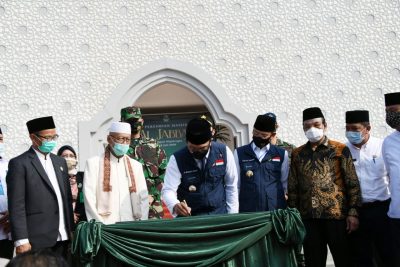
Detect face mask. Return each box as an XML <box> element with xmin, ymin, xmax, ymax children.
<box><xmin>191</xmin><ymin>144</ymin><xmax>210</xmax><ymax>160</ymax></box>
<box><xmin>346</xmin><ymin>131</ymin><xmax>364</xmax><ymax>145</ymax></box>
<box><xmin>65</xmin><ymin>158</ymin><xmax>78</xmax><ymax>175</ymax></box>
<box><xmin>305</xmin><ymin>127</ymin><xmax>324</xmax><ymax>143</ymax></box>
<box><xmin>38</xmin><ymin>140</ymin><xmax>57</xmax><ymax>153</ymax></box>
<box><xmin>192</xmin><ymin>150</ymin><xmax>208</xmax><ymax>160</ymax></box>
<box><xmin>252</xmin><ymin>136</ymin><xmax>270</xmax><ymax>148</ymax></box>
<box><xmin>0</xmin><ymin>143</ymin><xmax>4</xmax><ymax>157</ymax></box>
<box><xmin>386</xmin><ymin>111</ymin><xmax>400</xmax><ymax>129</ymax></box>
<box><xmin>112</xmin><ymin>143</ymin><xmax>129</xmax><ymax>157</ymax></box>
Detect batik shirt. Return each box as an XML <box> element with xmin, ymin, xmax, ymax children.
<box><xmin>287</xmin><ymin>136</ymin><xmax>361</xmax><ymax>219</ymax></box>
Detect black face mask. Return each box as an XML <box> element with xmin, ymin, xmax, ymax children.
<box><xmin>386</xmin><ymin>111</ymin><xmax>400</xmax><ymax>129</ymax></box>
<box><xmin>252</xmin><ymin>136</ymin><xmax>270</xmax><ymax>148</ymax></box>
<box><xmin>191</xmin><ymin>144</ymin><xmax>210</xmax><ymax>160</ymax></box>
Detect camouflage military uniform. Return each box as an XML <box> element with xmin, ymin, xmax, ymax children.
<box><xmin>121</xmin><ymin>107</ymin><xmax>168</xmax><ymax>219</ymax></box>
<box><xmin>275</xmin><ymin>138</ymin><xmax>296</xmax><ymax>159</ymax></box>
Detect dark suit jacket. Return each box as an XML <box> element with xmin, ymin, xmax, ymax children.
<box><xmin>6</xmin><ymin>147</ymin><xmax>73</xmax><ymax>249</ymax></box>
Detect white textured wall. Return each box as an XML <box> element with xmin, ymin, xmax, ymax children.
<box><xmin>0</xmin><ymin>0</ymin><xmax>399</xmax><ymax>159</ymax></box>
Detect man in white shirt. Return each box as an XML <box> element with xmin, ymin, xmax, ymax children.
<box><xmin>234</xmin><ymin>113</ymin><xmax>289</xmax><ymax>212</ymax></box>
<box><xmin>84</xmin><ymin>122</ymin><xmax>149</xmax><ymax>224</ymax></box>
<box><xmin>0</xmin><ymin>127</ymin><xmax>13</xmax><ymax>260</ymax></box>
<box><xmin>382</xmin><ymin>92</ymin><xmax>400</xmax><ymax>265</ymax></box>
<box><xmin>6</xmin><ymin>116</ymin><xmax>73</xmax><ymax>258</ymax></box>
<box><xmin>162</xmin><ymin>118</ymin><xmax>238</xmax><ymax>217</ymax></box>
<box><xmin>345</xmin><ymin>110</ymin><xmax>394</xmax><ymax>266</ymax></box>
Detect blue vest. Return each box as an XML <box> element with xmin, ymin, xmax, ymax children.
<box><xmin>237</xmin><ymin>143</ymin><xmax>286</xmax><ymax>212</ymax></box>
<box><xmin>175</xmin><ymin>142</ymin><xmax>227</xmax><ymax>216</ymax></box>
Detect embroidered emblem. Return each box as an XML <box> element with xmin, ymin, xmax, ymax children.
<box><xmin>189</xmin><ymin>185</ymin><xmax>197</xmax><ymax>192</ymax></box>
<box><xmin>246</xmin><ymin>170</ymin><xmax>253</xmax><ymax>177</ymax></box>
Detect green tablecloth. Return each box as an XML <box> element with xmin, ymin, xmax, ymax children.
<box><xmin>72</xmin><ymin>208</ymin><xmax>305</xmax><ymax>267</ymax></box>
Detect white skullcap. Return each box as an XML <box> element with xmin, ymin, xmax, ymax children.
<box><xmin>109</xmin><ymin>122</ymin><xmax>131</xmax><ymax>134</ymax></box>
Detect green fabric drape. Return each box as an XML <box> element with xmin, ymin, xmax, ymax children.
<box><xmin>72</xmin><ymin>208</ymin><xmax>305</xmax><ymax>267</ymax></box>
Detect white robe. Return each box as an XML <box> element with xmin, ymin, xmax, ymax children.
<box><xmin>83</xmin><ymin>152</ymin><xmax>149</xmax><ymax>224</ymax></box>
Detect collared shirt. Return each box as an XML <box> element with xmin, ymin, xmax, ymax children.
<box><xmin>288</xmin><ymin>136</ymin><xmax>362</xmax><ymax>219</ymax></box>
<box><xmin>383</xmin><ymin>130</ymin><xmax>400</xmax><ymax>218</ymax></box>
<box><xmin>346</xmin><ymin>136</ymin><xmax>390</xmax><ymax>203</ymax></box>
<box><xmin>162</xmin><ymin>146</ymin><xmax>239</xmax><ymax>216</ymax></box>
<box><xmin>0</xmin><ymin>158</ymin><xmax>10</xmax><ymax>240</ymax></box>
<box><xmin>233</xmin><ymin>142</ymin><xmax>289</xmax><ymax>192</ymax></box>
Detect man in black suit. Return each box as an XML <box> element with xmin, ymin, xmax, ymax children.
<box><xmin>6</xmin><ymin>116</ymin><xmax>73</xmax><ymax>259</ymax></box>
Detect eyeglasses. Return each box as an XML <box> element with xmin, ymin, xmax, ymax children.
<box><xmin>110</xmin><ymin>136</ymin><xmax>131</xmax><ymax>144</ymax></box>
<box><xmin>35</xmin><ymin>134</ymin><xmax>59</xmax><ymax>141</ymax></box>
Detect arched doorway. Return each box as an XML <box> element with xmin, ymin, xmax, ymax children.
<box><xmin>78</xmin><ymin>58</ymin><xmax>252</xmax><ymax>168</ymax></box>
<box><xmin>134</xmin><ymin>81</ymin><xmax>236</xmax><ymax>157</ymax></box>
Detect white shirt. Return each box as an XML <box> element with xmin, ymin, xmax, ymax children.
<box><xmin>84</xmin><ymin>153</ymin><xmax>149</xmax><ymax>224</ymax></box>
<box><xmin>16</xmin><ymin>150</ymin><xmax>69</xmax><ymax>247</ymax></box>
<box><xmin>383</xmin><ymin>130</ymin><xmax>400</xmax><ymax>218</ymax></box>
<box><xmin>0</xmin><ymin>158</ymin><xmax>10</xmax><ymax>240</ymax></box>
<box><xmin>233</xmin><ymin>143</ymin><xmax>289</xmax><ymax>192</ymax></box>
<box><xmin>346</xmin><ymin>136</ymin><xmax>390</xmax><ymax>203</ymax></box>
<box><xmin>162</xmin><ymin>145</ymin><xmax>239</xmax><ymax>216</ymax></box>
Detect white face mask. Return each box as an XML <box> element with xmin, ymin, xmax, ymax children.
<box><xmin>305</xmin><ymin>127</ymin><xmax>324</xmax><ymax>143</ymax></box>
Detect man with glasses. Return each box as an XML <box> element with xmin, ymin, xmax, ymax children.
<box><xmin>287</xmin><ymin>107</ymin><xmax>361</xmax><ymax>267</ymax></box>
<box><xmin>162</xmin><ymin>118</ymin><xmax>239</xmax><ymax>217</ymax></box>
<box><xmin>6</xmin><ymin>116</ymin><xmax>73</xmax><ymax>259</ymax></box>
<box><xmin>83</xmin><ymin>121</ymin><xmax>149</xmax><ymax>224</ymax></box>
<box><xmin>234</xmin><ymin>113</ymin><xmax>289</xmax><ymax>212</ymax></box>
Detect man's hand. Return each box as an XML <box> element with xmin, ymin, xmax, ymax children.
<box><xmin>16</xmin><ymin>243</ymin><xmax>32</xmax><ymax>254</ymax></box>
<box><xmin>346</xmin><ymin>215</ymin><xmax>359</xmax><ymax>233</ymax></box>
<box><xmin>0</xmin><ymin>211</ymin><xmax>9</xmax><ymax>225</ymax></box>
<box><xmin>74</xmin><ymin>213</ymin><xmax>80</xmax><ymax>224</ymax></box>
<box><xmin>0</xmin><ymin>211</ymin><xmax>10</xmax><ymax>233</ymax></box>
<box><xmin>173</xmin><ymin>201</ymin><xmax>192</xmax><ymax>217</ymax></box>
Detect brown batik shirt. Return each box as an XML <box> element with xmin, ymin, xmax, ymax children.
<box><xmin>287</xmin><ymin>136</ymin><xmax>361</xmax><ymax>219</ymax></box>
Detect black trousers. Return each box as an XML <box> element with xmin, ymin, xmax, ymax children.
<box><xmin>0</xmin><ymin>239</ymin><xmax>14</xmax><ymax>259</ymax></box>
<box><xmin>390</xmin><ymin>218</ymin><xmax>400</xmax><ymax>266</ymax></box>
<box><xmin>303</xmin><ymin>219</ymin><xmax>351</xmax><ymax>267</ymax></box>
<box><xmin>350</xmin><ymin>199</ymin><xmax>394</xmax><ymax>267</ymax></box>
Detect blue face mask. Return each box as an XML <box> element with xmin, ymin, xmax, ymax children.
<box><xmin>38</xmin><ymin>140</ymin><xmax>57</xmax><ymax>153</ymax></box>
<box><xmin>112</xmin><ymin>143</ymin><xmax>129</xmax><ymax>157</ymax></box>
<box><xmin>346</xmin><ymin>131</ymin><xmax>364</xmax><ymax>145</ymax></box>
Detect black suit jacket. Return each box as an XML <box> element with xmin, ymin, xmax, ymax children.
<box><xmin>6</xmin><ymin>147</ymin><xmax>73</xmax><ymax>249</ymax></box>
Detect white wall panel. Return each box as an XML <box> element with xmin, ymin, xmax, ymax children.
<box><xmin>0</xmin><ymin>0</ymin><xmax>399</xmax><ymax>158</ymax></box>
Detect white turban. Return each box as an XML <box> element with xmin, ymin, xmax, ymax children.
<box><xmin>109</xmin><ymin>122</ymin><xmax>131</xmax><ymax>134</ymax></box>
